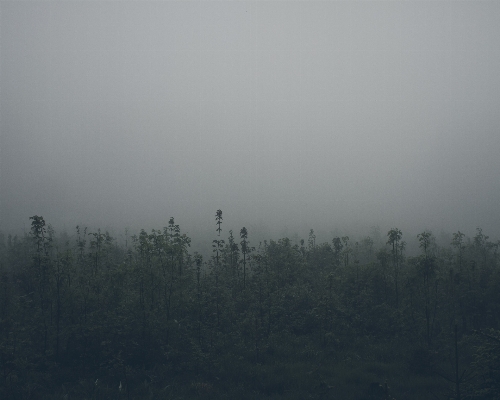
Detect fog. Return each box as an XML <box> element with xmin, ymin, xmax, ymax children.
<box><xmin>1</xmin><ymin>1</ymin><xmax>500</xmax><ymax>246</ymax></box>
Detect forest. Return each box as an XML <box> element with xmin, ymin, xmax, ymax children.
<box><xmin>0</xmin><ymin>211</ymin><xmax>499</xmax><ymax>400</ymax></box>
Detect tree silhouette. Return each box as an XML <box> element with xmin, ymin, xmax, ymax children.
<box><xmin>240</xmin><ymin>227</ymin><xmax>249</xmax><ymax>290</ymax></box>
<box><xmin>387</xmin><ymin>228</ymin><xmax>403</xmax><ymax>307</ymax></box>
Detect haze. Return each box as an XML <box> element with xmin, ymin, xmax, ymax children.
<box><xmin>1</xmin><ymin>1</ymin><xmax>500</xmax><ymax>245</ymax></box>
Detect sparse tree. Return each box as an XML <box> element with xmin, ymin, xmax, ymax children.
<box><xmin>387</xmin><ymin>228</ymin><xmax>403</xmax><ymax>307</ymax></box>
<box><xmin>240</xmin><ymin>227</ymin><xmax>249</xmax><ymax>290</ymax></box>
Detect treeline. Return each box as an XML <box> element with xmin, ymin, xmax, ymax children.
<box><xmin>0</xmin><ymin>212</ymin><xmax>499</xmax><ymax>399</ymax></box>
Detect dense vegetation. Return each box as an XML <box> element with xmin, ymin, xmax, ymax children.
<box><xmin>0</xmin><ymin>212</ymin><xmax>499</xmax><ymax>399</ymax></box>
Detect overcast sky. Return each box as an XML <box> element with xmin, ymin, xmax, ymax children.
<box><xmin>1</xmin><ymin>1</ymin><xmax>499</xmax><ymax>243</ymax></box>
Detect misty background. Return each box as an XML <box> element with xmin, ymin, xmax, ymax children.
<box><xmin>1</xmin><ymin>1</ymin><xmax>499</xmax><ymax>249</ymax></box>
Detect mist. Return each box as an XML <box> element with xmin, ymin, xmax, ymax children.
<box><xmin>1</xmin><ymin>1</ymin><xmax>500</xmax><ymax>245</ymax></box>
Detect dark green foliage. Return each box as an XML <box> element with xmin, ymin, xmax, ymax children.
<box><xmin>0</xmin><ymin>216</ymin><xmax>499</xmax><ymax>399</ymax></box>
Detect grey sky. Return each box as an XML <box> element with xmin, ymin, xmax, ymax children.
<box><xmin>1</xmin><ymin>1</ymin><xmax>499</xmax><ymax>242</ymax></box>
